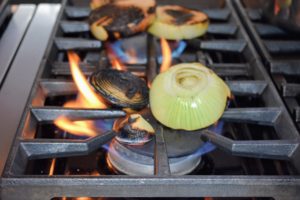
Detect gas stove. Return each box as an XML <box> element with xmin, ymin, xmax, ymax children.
<box><xmin>0</xmin><ymin>0</ymin><xmax>300</xmax><ymax>200</ymax></box>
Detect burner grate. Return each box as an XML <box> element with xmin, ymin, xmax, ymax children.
<box><xmin>1</xmin><ymin>0</ymin><xmax>300</xmax><ymax>200</ymax></box>
<box><xmin>234</xmin><ymin>0</ymin><xmax>300</xmax><ymax>131</ymax></box>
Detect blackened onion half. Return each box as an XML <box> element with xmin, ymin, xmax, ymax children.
<box><xmin>148</xmin><ymin>5</ymin><xmax>209</xmax><ymax>40</ymax></box>
<box><xmin>89</xmin><ymin>69</ymin><xmax>149</xmax><ymax>110</ymax></box>
<box><xmin>89</xmin><ymin>0</ymin><xmax>156</xmax><ymax>40</ymax></box>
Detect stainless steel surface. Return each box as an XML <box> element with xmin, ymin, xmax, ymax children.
<box><xmin>0</xmin><ymin>5</ymin><xmax>35</xmax><ymax>86</ymax></box>
<box><xmin>0</xmin><ymin>3</ymin><xmax>61</xmax><ymax>175</ymax></box>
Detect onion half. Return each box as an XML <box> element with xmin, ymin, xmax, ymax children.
<box><xmin>148</xmin><ymin>5</ymin><xmax>209</xmax><ymax>40</ymax></box>
<box><xmin>150</xmin><ymin>63</ymin><xmax>231</xmax><ymax>130</ymax></box>
<box><xmin>89</xmin><ymin>0</ymin><xmax>156</xmax><ymax>41</ymax></box>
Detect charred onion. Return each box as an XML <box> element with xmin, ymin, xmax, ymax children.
<box><xmin>89</xmin><ymin>69</ymin><xmax>149</xmax><ymax>110</ymax></box>
<box><xmin>89</xmin><ymin>0</ymin><xmax>156</xmax><ymax>40</ymax></box>
<box><xmin>150</xmin><ymin>63</ymin><xmax>231</xmax><ymax>130</ymax></box>
<box><xmin>148</xmin><ymin>5</ymin><xmax>209</xmax><ymax>40</ymax></box>
<box><xmin>113</xmin><ymin>113</ymin><xmax>154</xmax><ymax>145</ymax></box>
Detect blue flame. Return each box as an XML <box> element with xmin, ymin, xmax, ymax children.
<box><xmin>192</xmin><ymin>121</ymin><xmax>224</xmax><ymax>157</ymax></box>
<box><xmin>158</xmin><ymin>41</ymin><xmax>187</xmax><ymax>63</ymax></box>
<box><xmin>110</xmin><ymin>39</ymin><xmax>187</xmax><ymax>64</ymax></box>
<box><xmin>95</xmin><ymin>119</ymin><xmax>114</xmax><ymax>151</ymax></box>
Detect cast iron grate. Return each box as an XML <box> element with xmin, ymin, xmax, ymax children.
<box><xmin>1</xmin><ymin>0</ymin><xmax>300</xmax><ymax>200</ymax></box>
<box><xmin>234</xmin><ymin>0</ymin><xmax>300</xmax><ymax>130</ymax></box>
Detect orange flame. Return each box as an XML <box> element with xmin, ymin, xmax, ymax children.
<box><xmin>55</xmin><ymin>116</ymin><xmax>98</xmax><ymax>137</ymax></box>
<box><xmin>68</xmin><ymin>51</ymin><xmax>107</xmax><ymax>109</ymax></box>
<box><xmin>274</xmin><ymin>2</ymin><xmax>280</xmax><ymax>15</ymax></box>
<box><xmin>160</xmin><ymin>38</ymin><xmax>172</xmax><ymax>73</ymax></box>
<box><xmin>49</xmin><ymin>159</ymin><xmax>56</xmax><ymax>176</ymax></box>
<box><xmin>111</xmin><ymin>57</ymin><xmax>127</xmax><ymax>71</ymax></box>
<box><xmin>106</xmin><ymin>43</ymin><xmax>127</xmax><ymax>71</ymax></box>
<box><xmin>54</xmin><ymin>51</ymin><xmax>107</xmax><ymax>138</ymax></box>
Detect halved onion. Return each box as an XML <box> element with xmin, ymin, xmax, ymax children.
<box><xmin>148</xmin><ymin>5</ymin><xmax>209</xmax><ymax>40</ymax></box>
<box><xmin>150</xmin><ymin>63</ymin><xmax>231</xmax><ymax>131</ymax></box>
<box><xmin>89</xmin><ymin>0</ymin><xmax>156</xmax><ymax>41</ymax></box>
<box><xmin>89</xmin><ymin>69</ymin><xmax>149</xmax><ymax>110</ymax></box>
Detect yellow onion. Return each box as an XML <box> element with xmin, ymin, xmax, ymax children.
<box><xmin>150</xmin><ymin>63</ymin><xmax>231</xmax><ymax>130</ymax></box>
<box><xmin>148</xmin><ymin>5</ymin><xmax>209</xmax><ymax>40</ymax></box>
<box><xmin>89</xmin><ymin>0</ymin><xmax>156</xmax><ymax>41</ymax></box>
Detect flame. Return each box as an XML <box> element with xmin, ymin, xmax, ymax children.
<box><xmin>111</xmin><ymin>57</ymin><xmax>127</xmax><ymax>71</ymax></box>
<box><xmin>54</xmin><ymin>51</ymin><xmax>107</xmax><ymax>138</ymax></box>
<box><xmin>160</xmin><ymin>38</ymin><xmax>172</xmax><ymax>73</ymax></box>
<box><xmin>274</xmin><ymin>1</ymin><xmax>280</xmax><ymax>15</ymax></box>
<box><xmin>55</xmin><ymin>116</ymin><xmax>98</xmax><ymax>137</ymax></box>
<box><xmin>49</xmin><ymin>159</ymin><xmax>56</xmax><ymax>176</ymax></box>
<box><xmin>106</xmin><ymin>43</ymin><xmax>127</xmax><ymax>71</ymax></box>
<box><xmin>68</xmin><ymin>52</ymin><xmax>107</xmax><ymax>109</ymax></box>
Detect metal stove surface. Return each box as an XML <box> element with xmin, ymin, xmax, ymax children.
<box><xmin>0</xmin><ymin>0</ymin><xmax>300</xmax><ymax>200</ymax></box>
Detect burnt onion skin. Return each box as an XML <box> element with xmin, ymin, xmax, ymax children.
<box><xmin>148</xmin><ymin>5</ymin><xmax>209</xmax><ymax>40</ymax></box>
<box><xmin>89</xmin><ymin>0</ymin><xmax>156</xmax><ymax>40</ymax></box>
<box><xmin>113</xmin><ymin>113</ymin><xmax>154</xmax><ymax>145</ymax></box>
<box><xmin>89</xmin><ymin>69</ymin><xmax>149</xmax><ymax>110</ymax></box>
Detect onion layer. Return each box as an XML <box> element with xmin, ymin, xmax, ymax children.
<box><xmin>150</xmin><ymin>63</ymin><xmax>231</xmax><ymax>130</ymax></box>
<box><xmin>148</xmin><ymin>5</ymin><xmax>209</xmax><ymax>40</ymax></box>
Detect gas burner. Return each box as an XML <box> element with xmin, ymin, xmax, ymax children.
<box><xmin>107</xmin><ymin>140</ymin><xmax>202</xmax><ymax>175</ymax></box>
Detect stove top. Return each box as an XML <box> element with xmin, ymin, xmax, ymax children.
<box><xmin>0</xmin><ymin>0</ymin><xmax>300</xmax><ymax>200</ymax></box>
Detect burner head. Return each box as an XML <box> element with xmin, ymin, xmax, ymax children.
<box><xmin>107</xmin><ymin>140</ymin><xmax>202</xmax><ymax>175</ymax></box>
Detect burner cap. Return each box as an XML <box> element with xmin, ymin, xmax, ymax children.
<box><xmin>107</xmin><ymin>140</ymin><xmax>201</xmax><ymax>175</ymax></box>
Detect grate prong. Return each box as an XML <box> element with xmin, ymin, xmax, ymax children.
<box><xmin>54</xmin><ymin>37</ymin><xmax>101</xmax><ymax>50</ymax></box>
<box><xmin>60</xmin><ymin>20</ymin><xmax>89</xmax><ymax>33</ymax></box>
<box><xmin>20</xmin><ymin>131</ymin><xmax>116</xmax><ymax>159</ymax></box>
<box><xmin>51</xmin><ymin>62</ymin><xmax>145</xmax><ymax>76</ymax></box>
<box><xmin>270</xmin><ymin>60</ymin><xmax>300</xmax><ymax>75</ymax></box>
<box><xmin>207</xmin><ymin>24</ymin><xmax>238</xmax><ymax>36</ymax></box>
<box><xmin>188</xmin><ymin>39</ymin><xmax>247</xmax><ymax>53</ymax></box>
<box><xmin>222</xmin><ymin>107</ymin><xmax>282</xmax><ymax>126</ymax></box>
<box><xmin>254</xmin><ymin>23</ymin><xmax>287</xmax><ymax>37</ymax></box>
<box><xmin>246</xmin><ymin>9</ymin><xmax>262</xmax><ymax>21</ymax></box>
<box><xmin>201</xmin><ymin>130</ymin><xmax>300</xmax><ymax>160</ymax></box>
<box><xmin>264</xmin><ymin>41</ymin><xmax>300</xmax><ymax>54</ymax></box>
<box><xmin>203</xmin><ymin>8</ymin><xmax>230</xmax><ymax>21</ymax></box>
<box><xmin>282</xmin><ymin>83</ymin><xmax>300</xmax><ymax>97</ymax></box>
<box><xmin>31</xmin><ymin>107</ymin><xmax>126</xmax><ymax>122</ymax></box>
<box><xmin>226</xmin><ymin>80</ymin><xmax>267</xmax><ymax>96</ymax></box>
<box><xmin>65</xmin><ymin>6</ymin><xmax>90</xmax><ymax>18</ymax></box>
